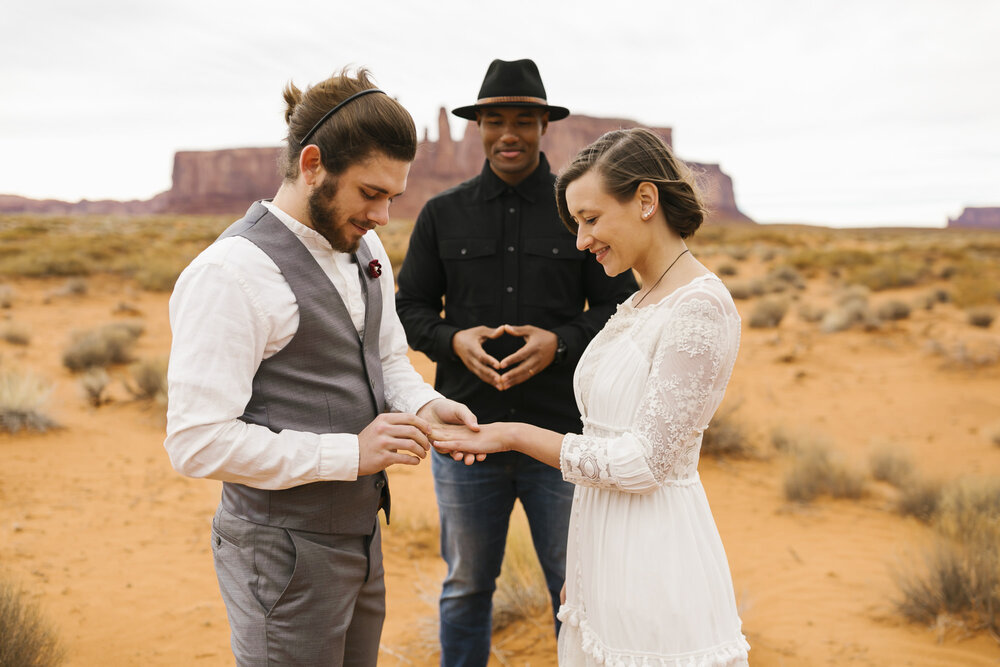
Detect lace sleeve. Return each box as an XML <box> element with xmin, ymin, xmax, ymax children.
<box><xmin>560</xmin><ymin>291</ymin><xmax>734</xmax><ymax>492</ymax></box>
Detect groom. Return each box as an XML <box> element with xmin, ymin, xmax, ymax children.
<box><xmin>164</xmin><ymin>67</ymin><xmax>476</xmax><ymax>666</ymax></box>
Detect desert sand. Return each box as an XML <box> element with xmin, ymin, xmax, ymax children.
<box><xmin>2</xmin><ymin>227</ymin><xmax>999</xmax><ymax>666</ymax></box>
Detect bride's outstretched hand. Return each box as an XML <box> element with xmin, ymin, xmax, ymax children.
<box><xmin>431</xmin><ymin>422</ymin><xmax>515</xmax><ymax>465</ymax></box>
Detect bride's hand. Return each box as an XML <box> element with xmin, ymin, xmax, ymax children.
<box><xmin>431</xmin><ymin>423</ymin><xmax>517</xmax><ymax>465</ymax></box>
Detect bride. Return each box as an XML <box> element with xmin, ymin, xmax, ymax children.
<box><xmin>432</xmin><ymin>128</ymin><xmax>749</xmax><ymax>666</ymax></box>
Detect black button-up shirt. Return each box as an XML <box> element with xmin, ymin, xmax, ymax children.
<box><xmin>395</xmin><ymin>154</ymin><xmax>638</xmax><ymax>433</ymax></box>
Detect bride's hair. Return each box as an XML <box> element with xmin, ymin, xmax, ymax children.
<box><xmin>555</xmin><ymin>128</ymin><xmax>706</xmax><ymax>238</ymax></box>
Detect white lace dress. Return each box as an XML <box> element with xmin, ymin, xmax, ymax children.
<box><xmin>556</xmin><ymin>274</ymin><xmax>749</xmax><ymax>667</ymax></box>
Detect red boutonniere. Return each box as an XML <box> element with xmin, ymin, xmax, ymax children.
<box><xmin>368</xmin><ymin>259</ymin><xmax>382</xmax><ymax>279</ymax></box>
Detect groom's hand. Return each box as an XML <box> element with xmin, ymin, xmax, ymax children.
<box><xmin>417</xmin><ymin>397</ymin><xmax>479</xmax><ymax>431</ymax></box>
<box><xmin>418</xmin><ymin>398</ymin><xmax>486</xmax><ymax>465</ymax></box>
<box><xmin>357</xmin><ymin>413</ymin><xmax>434</xmax><ymax>476</ymax></box>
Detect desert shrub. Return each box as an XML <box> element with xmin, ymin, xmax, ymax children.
<box><xmin>876</xmin><ymin>300</ymin><xmax>911</xmax><ymax>321</ymax></box>
<box><xmin>783</xmin><ymin>442</ymin><xmax>867</xmax><ymax>503</ymax></box>
<box><xmin>820</xmin><ymin>287</ymin><xmax>874</xmax><ymax>333</ymax></box>
<box><xmin>966</xmin><ymin>307</ymin><xmax>994</xmax><ymax>328</ymax></box>
<box><xmin>951</xmin><ymin>274</ymin><xmax>999</xmax><ymax>308</ymax></box>
<box><xmin>847</xmin><ymin>256</ymin><xmax>925</xmax><ymax>291</ymax></box>
<box><xmin>797</xmin><ymin>303</ymin><xmax>826</xmax><ymax>323</ymax></box>
<box><xmin>133</xmin><ymin>257</ymin><xmax>187</xmax><ymax>292</ymax></box>
<box><xmin>770</xmin><ymin>426</ymin><xmax>799</xmax><ymax>454</ymax></box>
<box><xmin>869</xmin><ymin>447</ymin><xmax>915</xmax><ymax>487</ymax></box>
<box><xmin>1</xmin><ymin>322</ymin><xmax>31</xmax><ymax>346</ymax></box>
<box><xmin>79</xmin><ymin>368</ymin><xmax>111</xmax><ymax>407</ymax></box>
<box><xmin>756</xmin><ymin>245</ymin><xmax>777</xmax><ymax>262</ymax></box>
<box><xmin>748</xmin><ymin>296</ymin><xmax>789</xmax><ymax>328</ymax></box>
<box><xmin>819</xmin><ymin>307</ymin><xmax>855</xmax><ymax>334</ymax></box>
<box><xmin>785</xmin><ymin>248</ymin><xmax>875</xmax><ymax>276</ymax></box>
<box><xmin>0</xmin><ymin>284</ymin><xmax>13</xmax><ymax>308</ymax></box>
<box><xmin>125</xmin><ymin>356</ymin><xmax>168</xmax><ymax>402</ymax></box>
<box><xmin>896</xmin><ymin>478</ymin><xmax>943</xmax><ymax>522</ymax></box>
<box><xmin>895</xmin><ymin>478</ymin><xmax>1000</xmax><ymax>636</ymax></box>
<box><xmin>0</xmin><ymin>577</ymin><xmax>64</xmax><ymax>667</ymax></box>
<box><xmin>725</xmin><ymin>279</ymin><xmax>764</xmax><ymax>300</ymax></box>
<box><xmin>716</xmin><ymin>262</ymin><xmax>738</xmax><ymax>277</ymax></box>
<box><xmin>726</xmin><ymin>245</ymin><xmax>750</xmax><ymax>261</ymax></box>
<box><xmin>382</xmin><ymin>505</ymin><xmax>439</xmax><ymax>556</ymax></box>
<box><xmin>62</xmin><ymin>321</ymin><xmax>144</xmax><ymax>372</ymax></box>
<box><xmin>936</xmin><ymin>479</ymin><xmax>1000</xmax><ymax>543</ymax></box>
<box><xmin>925</xmin><ymin>338</ymin><xmax>1000</xmax><ymax>368</ymax></box>
<box><xmin>766</xmin><ymin>265</ymin><xmax>806</xmax><ymax>291</ymax></box>
<box><xmin>492</xmin><ymin>514</ymin><xmax>550</xmax><ymax>632</ymax></box>
<box><xmin>44</xmin><ymin>278</ymin><xmax>88</xmax><ymax>301</ymax></box>
<box><xmin>701</xmin><ymin>403</ymin><xmax>755</xmax><ymax>459</ymax></box>
<box><xmin>0</xmin><ymin>367</ymin><xmax>58</xmax><ymax>433</ymax></box>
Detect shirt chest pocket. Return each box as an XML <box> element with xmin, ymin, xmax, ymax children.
<box><xmin>522</xmin><ymin>237</ymin><xmax>585</xmax><ymax>307</ymax></box>
<box><xmin>440</xmin><ymin>238</ymin><xmax>499</xmax><ymax>307</ymax></box>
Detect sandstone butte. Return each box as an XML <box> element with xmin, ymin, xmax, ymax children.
<box><xmin>948</xmin><ymin>206</ymin><xmax>1000</xmax><ymax>229</ymax></box>
<box><xmin>0</xmin><ymin>110</ymin><xmax>752</xmax><ymax>224</ymax></box>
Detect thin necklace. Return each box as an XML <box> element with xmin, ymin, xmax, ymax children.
<box><xmin>634</xmin><ymin>248</ymin><xmax>690</xmax><ymax>308</ymax></box>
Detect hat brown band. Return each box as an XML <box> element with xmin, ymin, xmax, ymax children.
<box><xmin>475</xmin><ymin>95</ymin><xmax>549</xmax><ymax>106</ymax></box>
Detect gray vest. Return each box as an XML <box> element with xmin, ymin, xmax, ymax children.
<box><xmin>216</xmin><ymin>202</ymin><xmax>389</xmax><ymax>535</ymax></box>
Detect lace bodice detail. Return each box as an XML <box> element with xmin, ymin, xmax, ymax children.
<box><xmin>561</xmin><ymin>275</ymin><xmax>741</xmax><ymax>491</ymax></box>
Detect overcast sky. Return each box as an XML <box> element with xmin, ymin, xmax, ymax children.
<box><xmin>2</xmin><ymin>0</ymin><xmax>997</xmax><ymax>226</ymax></box>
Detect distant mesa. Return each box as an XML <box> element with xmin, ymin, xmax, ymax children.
<box><xmin>947</xmin><ymin>207</ymin><xmax>1000</xmax><ymax>229</ymax></box>
<box><xmin>0</xmin><ymin>110</ymin><xmax>752</xmax><ymax>224</ymax></box>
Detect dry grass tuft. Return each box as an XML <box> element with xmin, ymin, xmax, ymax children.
<box><xmin>846</xmin><ymin>256</ymin><xmax>926</xmax><ymax>291</ymax></box>
<box><xmin>124</xmin><ymin>356</ymin><xmax>168</xmax><ymax>403</ymax></box>
<box><xmin>0</xmin><ymin>576</ymin><xmax>64</xmax><ymax>667</ymax></box>
<box><xmin>0</xmin><ymin>321</ymin><xmax>31</xmax><ymax>346</ymax></box>
<box><xmin>925</xmin><ymin>338</ymin><xmax>1000</xmax><ymax>368</ymax></box>
<box><xmin>725</xmin><ymin>279</ymin><xmax>764</xmax><ymax>300</ymax></box>
<box><xmin>79</xmin><ymin>368</ymin><xmax>112</xmax><ymax>408</ymax></box>
<box><xmin>966</xmin><ymin>307</ymin><xmax>995</xmax><ymax>329</ymax></box>
<box><xmin>492</xmin><ymin>514</ymin><xmax>552</xmax><ymax>632</ymax></box>
<box><xmin>62</xmin><ymin>321</ymin><xmax>144</xmax><ymax>372</ymax></box>
<box><xmin>748</xmin><ymin>296</ymin><xmax>789</xmax><ymax>328</ymax></box>
<box><xmin>783</xmin><ymin>441</ymin><xmax>867</xmax><ymax>503</ymax></box>
<box><xmin>43</xmin><ymin>278</ymin><xmax>88</xmax><ymax>302</ymax></box>
<box><xmin>0</xmin><ymin>367</ymin><xmax>58</xmax><ymax>433</ymax></box>
<box><xmin>876</xmin><ymin>299</ymin><xmax>912</xmax><ymax>321</ymax></box>
<box><xmin>896</xmin><ymin>478</ymin><xmax>943</xmax><ymax>523</ymax></box>
<box><xmin>895</xmin><ymin>478</ymin><xmax>1000</xmax><ymax>637</ymax></box>
<box><xmin>797</xmin><ymin>303</ymin><xmax>826</xmax><ymax>323</ymax></box>
<box><xmin>701</xmin><ymin>402</ymin><xmax>756</xmax><ymax>459</ymax></box>
<box><xmin>716</xmin><ymin>262</ymin><xmax>739</xmax><ymax>277</ymax></box>
<box><xmin>869</xmin><ymin>447</ymin><xmax>915</xmax><ymax>487</ymax></box>
<box><xmin>0</xmin><ymin>284</ymin><xmax>14</xmax><ymax>308</ymax></box>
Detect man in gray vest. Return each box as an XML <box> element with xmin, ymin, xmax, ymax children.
<box><xmin>164</xmin><ymin>67</ymin><xmax>477</xmax><ymax>667</ymax></box>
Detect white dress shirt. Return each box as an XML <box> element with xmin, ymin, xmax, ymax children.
<box><xmin>164</xmin><ymin>201</ymin><xmax>442</xmax><ymax>490</ymax></box>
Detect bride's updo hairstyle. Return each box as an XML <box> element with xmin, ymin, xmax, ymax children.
<box><xmin>555</xmin><ymin>128</ymin><xmax>706</xmax><ymax>238</ymax></box>
<box><xmin>279</xmin><ymin>67</ymin><xmax>417</xmax><ymax>181</ymax></box>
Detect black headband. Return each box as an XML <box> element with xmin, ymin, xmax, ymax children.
<box><xmin>297</xmin><ymin>88</ymin><xmax>385</xmax><ymax>147</ymax></box>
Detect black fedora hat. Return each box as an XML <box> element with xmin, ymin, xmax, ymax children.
<box><xmin>452</xmin><ymin>59</ymin><xmax>570</xmax><ymax>121</ymax></box>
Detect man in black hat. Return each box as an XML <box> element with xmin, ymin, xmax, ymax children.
<box><xmin>395</xmin><ymin>59</ymin><xmax>637</xmax><ymax>665</ymax></box>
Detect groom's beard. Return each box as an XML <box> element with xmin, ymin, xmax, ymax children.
<box><xmin>307</xmin><ymin>177</ymin><xmax>371</xmax><ymax>253</ymax></box>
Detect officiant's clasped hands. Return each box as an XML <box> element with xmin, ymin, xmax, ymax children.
<box><xmin>450</xmin><ymin>323</ymin><xmax>559</xmax><ymax>392</ymax></box>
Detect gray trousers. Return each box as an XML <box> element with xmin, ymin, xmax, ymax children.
<box><xmin>211</xmin><ymin>505</ymin><xmax>385</xmax><ymax>666</ymax></box>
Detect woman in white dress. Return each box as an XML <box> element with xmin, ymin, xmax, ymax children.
<box><xmin>433</xmin><ymin>128</ymin><xmax>749</xmax><ymax>666</ymax></box>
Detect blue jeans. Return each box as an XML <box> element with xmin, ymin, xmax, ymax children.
<box><xmin>432</xmin><ymin>449</ymin><xmax>574</xmax><ymax>667</ymax></box>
